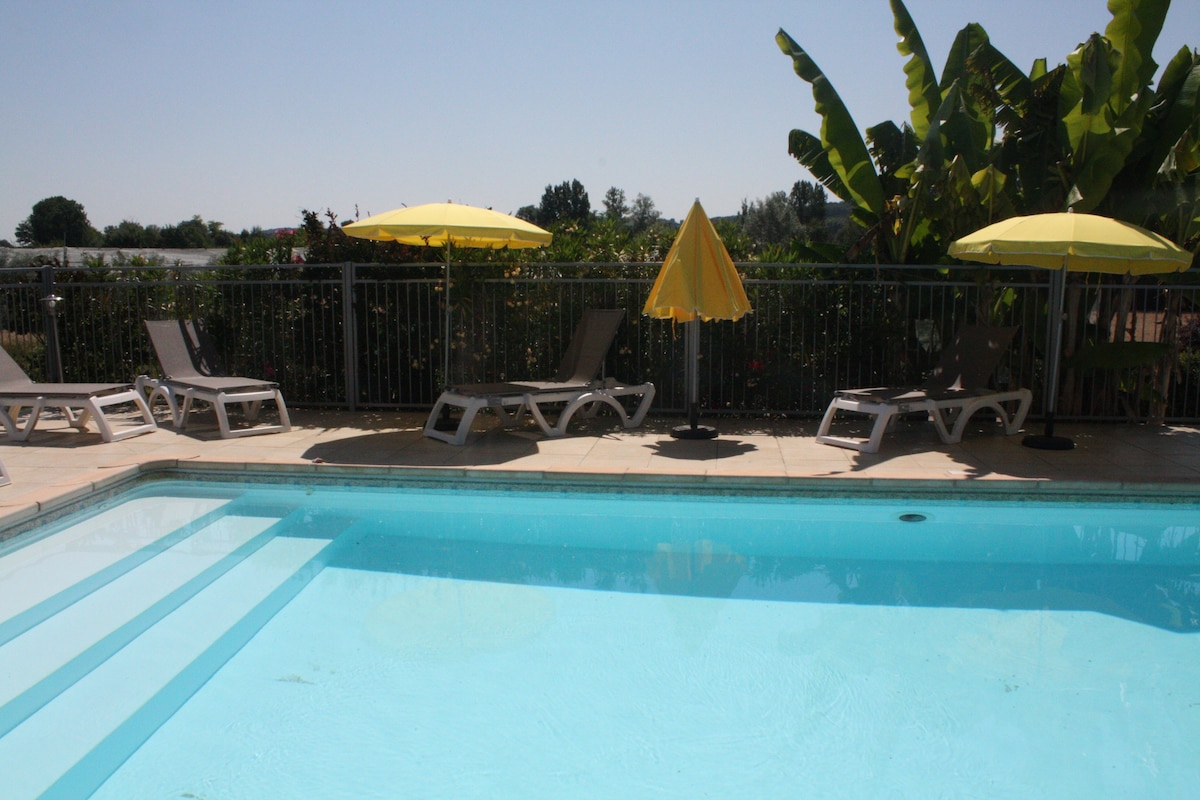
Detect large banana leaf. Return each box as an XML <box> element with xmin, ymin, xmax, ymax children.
<box><xmin>1060</xmin><ymin>0</ymin><xmax>1173</xmax><ymax>213</ymax></box>
<box><xmin>777</xmin><ymin>28</ymin><xmax>885</xmax><ymax>217</ymax></box>
<box><xmin>889</xmin><ymin>0</ymin><xmax>941</xmax><ymax>140</ymax></box>
<box><xmin>1148</xmin><ymin>50</ymin><xmax>1200</xmax><ymax>181</ymax></box>
<box><xmin>1062</xmin><ymin>34</ymin><xmax>1153</xmax><ymax>212</ymax></box>
<box><xmin>865</xmin><ymin>121</ymin><xmax>917</xmax><ymax>182</ymax></box>
<box><xmin>967</xmin><ymin>40</ymin><xmax>1032</xmax><ymax>110</ymax></box>
<box><xmin>1106</xmin><ymin>48</ymin><xmax>1200</xmax><ymax>224</ymax></box>
<box><xmin>787</xmin><ymin>129</ymin><xmax>854</xmax><ymax>205</ymax></box>
<box><xmin>940</xmin><ymin>23</ymin><xmax>990</xmax><ymax>94</ymax></box>
<box><xmin>1105</xmin><ymin>0</ymin><xmax>1169</xmax><ymax>114</ymax></box>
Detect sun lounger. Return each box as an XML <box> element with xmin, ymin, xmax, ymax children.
<box><xmin>816</xmin><ymin>325</ymin><xmax>1032</xmax><ymax>453</ymax></box>
<box><xmin>424</xmin><ymin>309</ymin><xmax>656</xmax><ymax>445</ymax></box>
<box><xmin>139</xmin><ymin>319</ymin><xmax>291</xmax><ymax>439</ymax></box>
<box><xmin>0</xmin><ymin>345</ymin><xmax>157</xmax><ymax>443</ymax></box>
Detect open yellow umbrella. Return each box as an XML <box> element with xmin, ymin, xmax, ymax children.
<box><xmin>344</xmin><ymin>202</ymin><xmax>552</xmax><ymax>389</ymax></box>
<box><xmin>949</xmin><ymin>212</ymin><xmax>1192</xmax><ymax>449</ymax></box>
<box><xmin>644</xmin><ymin>200</ymin><xmax>751</xmax><ymax>439</ymax></box>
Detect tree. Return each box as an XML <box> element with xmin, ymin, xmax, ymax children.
<box><xmin>602</xmin><ymin>187</ymin><xmax>629</xmax><ymax>221</ymax></box>
<box><xmin>789</xmin><ymin>180</ymin><xmax>827</xmax><ymax>225</ymax></box>
<box><xmin>298</xmin><ymin>209</ymin><xmax>418</xmax><ymax>264</ymax></box>
<box><xmin>102</xmin><ymin>220</ymin><xmax>162</xmax><ymax>248</ymax></box>
<box><xmin>159</xmin><ymin>216</ymin><xmax>215</xmax><ymax>248</ymax></box>
<box><xmin>627</xmin><ymin>193</ymin><xmax>660</xmax><ymax>233</ymax></box>
<box><xmin>15</xmin><ymin>196</ymin><xmax>99</xmax><ymax>246</ymax></box>
<box><xmin>741</xmin><ymin>191</ymin><xmax>804</xmax><ymax>249</ymax></box>
<box><xmin>533</xmin><ymin>179</ymin><xmax>592</xmax><ymax>226</ymax></box>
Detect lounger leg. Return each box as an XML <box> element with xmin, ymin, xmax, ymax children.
<box><xmin>625</xmin><ymin>384</ymin><xmax>655</xmax><ymax>427</ymax></box>
<box><xmin>533</xmin><ymin>384</ymin><xmax>657</xmax><ymax>438</ymax></box>
<box><xmin>178</xmin><ymin>391</ymin><xmax>197</xmax><ymax>430</ymax></box>
<box><xmin>939</xmin><ymin>390</ymin><xmax>1032</xmax><ymax>444</ymax></box>
<box><xmin>146</xmin><ymin>385</ymin><xmax>183</xmax><ymax>426</ymax></box>
<box><xmin>815</xmin><ymin>398</ymin><xmax>902</xmax><ymax>454</ymax></box>
<box><xmin>240</xmin><ymin>400</ymin><xmax>264</xmax><ymax>421</ymax></box>
<box><xmin>214</xmin><ymin>390</ymin><xmax>290</xmax><ymax>438</ymax></box>
<box><xmin>494</xmin><ymin>401</ymin><xmax>530</xmax><ymax>429</ymax></box>
<box><xmin>86</xmin><ymin>391</ymin><xmax>158</xmax><ymax>442</ymax></box>
<box><xmin>61</xmin><ymin>405</ymin><xmax>94</xmax><ymax>432</ymax></box>
<box><xmin>273</xmin><ymin>391</ymin><xmax>291</xmax><ymax>432</ymax></box>
<box><xmin>526</xmin><ymin>394</ymin><xmax>570</xmax><ymax>436</ymax></box>
<box><xmin>424</xmin><ymin>393</ymin><xmax>487</xmax><ymax>445</ymax></box>
<box><xmin>0</xmin><ymin>402</ymin><xmax>44</xmax><ymax>442</ymax></box>
<box><xmin>82</xmin><ymin>399</ymin><xmax>114</xmax><ymax>440</ymax></box>
<box><xmin>0</xmin><ymin>404</ymin><xmax>25</xmax><ymax>440</ymax></box>
<box><xmin>212</xmin><ymin>392</ymin><xmax>234</xmax><ymax>438</ymax></box>
<box><xmin>815</xmin><ymin>400</ymin><xmax>841</xmax><ymax>442</ymax></box>
<box><xmin>924</xmin><ymin>403</ymin><xmax>955</xmax><ymax>443</ymax></box>
<box><xmin>544</xmin><ymin>393</ymin><xmax>622</xmax><ymax>436</ymax></box>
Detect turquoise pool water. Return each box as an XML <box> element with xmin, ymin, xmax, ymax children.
<box><xmin>1</xmin><ymin>477</ymin><xmax>1198</xmax><ymax>798</ymax></box>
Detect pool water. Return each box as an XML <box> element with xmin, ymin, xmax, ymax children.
<box><xmin>1</xmin><ymin>478</ymin><xmax>1198</xmax><ymax>798</ymax></box>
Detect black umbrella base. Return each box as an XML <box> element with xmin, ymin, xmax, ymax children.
<box><xmin>671</xmin><ymin>423</ymin><xmax>718</xmax><ymax>440</ymax></box>
<box><xmin>1022</xmin><ymin>433</ymin><xmax>1075</xmax><ymax>450</ymax></box>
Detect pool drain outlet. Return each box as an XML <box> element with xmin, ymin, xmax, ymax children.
<box><xmin>899</xmin><ymin>513</ymin><xmax>927</xmax><ymax>523</ymax></box>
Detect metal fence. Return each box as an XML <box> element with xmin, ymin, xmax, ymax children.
<box><xmin>3</xmin><ymin>261</ymin><xmax>1199</xmax><ymax>422</ymax></box>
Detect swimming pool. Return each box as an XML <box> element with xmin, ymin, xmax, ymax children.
<box><xmin>1</xmin><ymin>473</ymin><xmax>1198</xmax><ymax>798</ymax></box>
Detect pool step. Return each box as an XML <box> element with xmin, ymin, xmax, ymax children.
<box><xmin>0</xmin><ymin>495</ymin><xmax>235</xmax><ymax>642</ymax></box>
<box><xmin>0</xmin><ymin>526</ymin><xmax>337</xmax><ymax>800</ymax></box>
<box><xmin>0</xmin><ymin>513</ymin><xmax>281</xmax><ymax>738</ymax></box>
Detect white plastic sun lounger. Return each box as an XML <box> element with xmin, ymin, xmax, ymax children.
<box><xmin>424</xmin><ymin>309</ymin><xmax>655</xmax><ymax>445</ymax></box>
<box><xmin>139</xmin><ymin>319</ymin><xmax>291</xmax><ymax>439</ymax></box>
<box><xmin>0</xmin><ymin>345</ymin><xmax>157</xmax><ymax>443</ymax></box>
<box><xmin>816</xmin><ymin>325</ymin><xmax>1032</xmax><ymax>453</ymax></box>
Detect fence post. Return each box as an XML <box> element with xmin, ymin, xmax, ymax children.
<box><xmin>39</xmin><ymin>265</ymin><xmax>64</xmax><ymax>382</ymax></box>
<box><xmin>342</xmin><ymin>262</ymin><xmax>358</xmax><ymax>411</ymax></box>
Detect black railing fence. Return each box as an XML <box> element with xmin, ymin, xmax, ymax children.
<box><xmin>2</xmin><ymin>261</ymin><xmax>1199</xmax><ymax>422</ymax></box>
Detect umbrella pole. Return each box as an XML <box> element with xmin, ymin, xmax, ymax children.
<box><xmin>443</xmin><ymin>242</ymin><xmax>452</xmax><ymax>387</ymax></box>
<box><xmin>434</xmin><ymin>242</ymin><xmax>457</xmax><ymax>431</ymax></box>
<box><xmin>1023</xmin><ymin>266</ymin><xmax>1074</xmax><ymax>450</ymax></box>
<box><xmin>672</xmin><ymin>319</ymin><xmax>717</xmax><ymax>439</ymax></box>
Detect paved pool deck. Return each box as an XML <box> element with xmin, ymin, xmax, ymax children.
<box><xmin>2</xmin><ymin>407</ymin><xmax>1200</xmax><ymax>528</ymax></box>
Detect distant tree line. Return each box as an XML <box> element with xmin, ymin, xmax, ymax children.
<box><xmin>10</xmin><ymin>195</ymin><xmax>281</xmax><ymax>250</ymax></box>
<box><xmin>10</xmin><ymin>179</ymin><xmax>837</xmax><ymax>266</ymax></box>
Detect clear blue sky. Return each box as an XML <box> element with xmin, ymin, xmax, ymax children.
<box><xmin>3</xmin><ymin>0</ymin><xmax>1197</xmax><ymax>242</ymax></box>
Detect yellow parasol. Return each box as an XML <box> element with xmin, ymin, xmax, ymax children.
<box><xmin>644</xmin><ymin>200</ymin><xmax>751</xmax><ymax>438</ymax></box>
<box><xmin>344</xmin><ymin>202</ymin><xmax>552</xmax><ymax>389</ymax></box>
<box><xmin>949</xmin><ymin>211</ymin><xmax>1192</xmax><ymax>449</ymax></box>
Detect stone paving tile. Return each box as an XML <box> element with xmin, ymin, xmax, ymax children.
<box><xmin>2</xmin><ymin>408</ymin><xmax>1200</xmax><ymax>529</ymax></box>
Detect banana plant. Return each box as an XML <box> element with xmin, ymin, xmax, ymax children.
<box><xmin>1103</xmin><ymin>44</ymin><xmax>1200</xmax><ymax>245</ymax></box>
<box><xmin>774</xmin><ymin>31</ymin><xmax>886</xmax><ymax>228</ymax></box>
<box><xmin>1054</xmin><ymin>0</ymin><xmax>1172</xmax><ymax>212</ymax></box>
<box><xmin>777</xmin><ymin>0</ymin><xmax>1021</xmax><ymax>263</ymax></box>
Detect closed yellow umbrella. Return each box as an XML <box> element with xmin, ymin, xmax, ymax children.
<box><xmin>949</xmin><ymin>211</ymin><xmax>1192</xmax><ymax>449</ymax></box>
<box><xmin>644</xmin><ymin>200</ymin><xmax>751</xmax><ymax>438</ymax></box>
<box><xmin>344</xmin><ymin>203</ymin><xmax>552</xmax><ymax>390</ymax></box>
<box><xmin>644</xmin><ymin>200</ymin><xmax>751</xmax><ymax>323</ymax></box>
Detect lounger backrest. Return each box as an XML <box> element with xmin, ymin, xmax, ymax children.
<box><xmin>553</xmin><ymin>309</ymin><xmax>625</xmax><ymax>383</ymax></box>
<box><xmin>0</xmin><ymin>346</ymin><xmax>34</xmax><ymax>387</ymax></box>
<box><xmin>924</xmin><ymin>325</ymin><xmax>1017</xmax><ymax>392</ymax></box>
<box><xmin>144</xmin><ymin>319</ymin><xmax>223</xmax><ymax>380</ymax></box>
<box><xmin>185</xmin><ymin>319</ymin><xmax>228</xmax><ymax>376</ymax></box>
